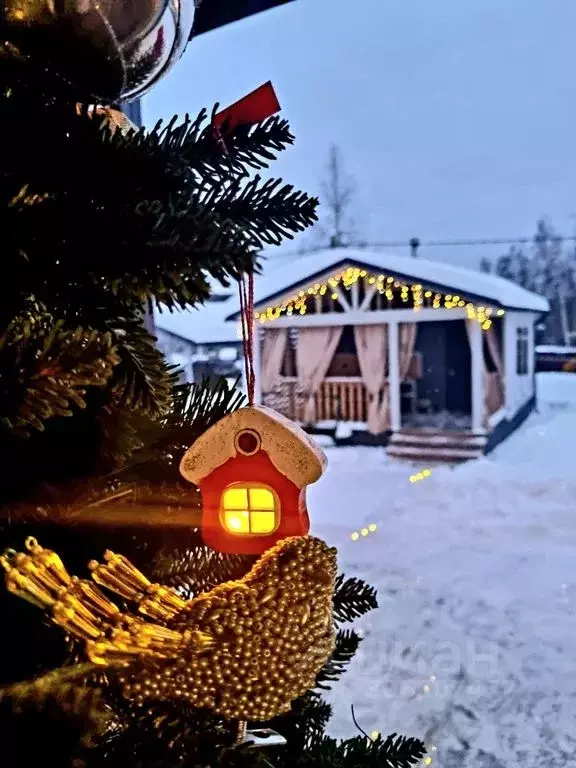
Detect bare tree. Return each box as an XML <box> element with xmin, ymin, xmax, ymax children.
<box><xmin>317</xmin><ymin>143</ymin><xmax>357</xmax><ymax>248</ymax></box>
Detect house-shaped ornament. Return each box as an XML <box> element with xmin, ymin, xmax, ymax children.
<box><xmin>179</xmin><ymin>405</ymin><xmax>327</xmax><ymax>555</ymax></box>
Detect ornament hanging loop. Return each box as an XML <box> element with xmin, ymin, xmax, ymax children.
<box><xmin>238</xmin><ymin>272</ymin><xmax>256</xmax><ymax>405</ymax></box>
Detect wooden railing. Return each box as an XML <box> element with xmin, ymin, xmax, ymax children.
<box><xmin>314</xmin><ymin>378</ymin><xmax>367</xmax><ymax>422</ymax></box>
<box><xmin>263</xmin><ymin>378</ymin><xmax>368</xmax><ymax>423</ymax></box>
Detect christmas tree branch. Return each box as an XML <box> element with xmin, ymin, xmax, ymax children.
<box><xmin>333</xmin><ymin>575</ymin><xmax>379</xmax><ymax>624</ymax></box>
<box><xmin>151</xmin><ymin>110</ymin><xmax>297</xmax><ymax>178</ymax></box>
<box><xmin>315</xmin><ymin>630</ymin><xmax>362</xmax><ymax>690</ymax></box>
<box><xmin>0</xmin><ymin>302</ymin><xmax>120</xmax><ymax>436</ymax></box>
<box><xmin>152</xmin><ymin>542</ymin><xmax>255</xmax><ymax>597</ymax></box>
<box><xmin>0</xmin><ymin>376</ymin><xmax>246</xmax><ymax>525</ymax></box>
<box><xmin>0</xmin><ymin>663</ymin><xmax>114</xmax><ymax>765</ymax></box>
<box><xmin>0</xmin><ymin>662</ymin><xmax>110</xmax><ymax>732</ymax></box>
<box><xmin>2</xmin><ymin>104</ymin><xmax>317</xmax><ymax>310</ymax></box>
<box><xmin>296</xmin><ymin>733</ymin><xmax>426</xmax><ymax>767</ymax></box>
<box><xmin>108</xmin><ymin>320</ymin><xmax>176</xmax><ymax>420</ymax></box>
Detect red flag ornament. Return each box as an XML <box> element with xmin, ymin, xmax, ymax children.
<box><xmin>214</xmin><ymin>81</ymin><xmax>281</xmax><ymax>133</ymax></box>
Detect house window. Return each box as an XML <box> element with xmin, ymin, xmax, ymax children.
<box><xmin>221</xmin><ymin>485</ymin><xmax>279</xmax><ymax>535</ymax></box>
<box><xmin>516</xmin><ymin>327</ymin><xmax>529</xmax><ymax>375</ymax></box>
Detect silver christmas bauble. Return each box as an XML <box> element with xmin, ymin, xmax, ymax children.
<box><xmin>1</xmin><ymin>0</ymin><xmax>196</xmax><ymax>102</ymax></box>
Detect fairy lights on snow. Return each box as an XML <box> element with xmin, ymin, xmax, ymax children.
<box><xmin>423</xmin><ymin>744</ymin><xmax>438</xmax><ymax>765</ymax></box>
<box><xmin>253</xmin><ymin>266</ymin><xmax>506</xmax><ymax>330</ymax></box>
<box><xmin>371</xmin><ymin>730</ymin><xmax>436</xmax><ymax>765</ymax></box>
<box><xmin>370</xmin><ymin>681</ymin><xmax>438</xmax><ymax>765</ymax></box>
<box><xmin>409</xmin><ymin>469</ymin><xmax>432</xmax><ymax>483</ymax></box>
<box><xmin>350</xmin><ymin>523</ymin><xmax>378</xmax><ymax>541</ymax></box>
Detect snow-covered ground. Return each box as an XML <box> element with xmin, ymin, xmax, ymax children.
<box><xmin>309</xmin><ymin>373</ymin><xmax>576</xmax><ymax>767</ymax></box>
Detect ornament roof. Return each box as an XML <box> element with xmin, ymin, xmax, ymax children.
<box><xmin>179</xmin><ymin>405</ymin><xmax>327</xmax><ymax>488</ymax></box>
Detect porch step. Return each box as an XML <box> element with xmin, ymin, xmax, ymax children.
<box><xmin>387</xmin><ymin>444</ymin><xmax>483</xmax><ymax>462</ymax></box>
<box><xmin>387</xmin><ymin>430</ymin><xmax>486</xmax><ymax>464</ymax></box>
<box><xmin>391</xmin><ymin>431</ymin><xmax>487</xmax><ymax>449</ymax></box>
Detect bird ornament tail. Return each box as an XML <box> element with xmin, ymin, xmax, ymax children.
<box><xmin>0</xmin><ymin>537</ymin><xmax>213</xmax><ymax>666</ymax></box>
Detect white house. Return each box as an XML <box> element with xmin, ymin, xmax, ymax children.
<box><xmin>154</xmin><ymin>289</ymin><xmax>242</xmax><ymax>385</ymax></box>
<box><xmin>223</xmin><ymin>248</ymin><xmax>549</xmax><ymax>462</ymax></box>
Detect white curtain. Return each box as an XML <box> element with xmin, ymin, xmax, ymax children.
<box><xmin>399</xmin><ymin>323</ymin><xmax>418</xmax><ymax>381</ymax></box>
<box><xmin>261</xmin><ymin>328</ymin><xmax>288</xmax><ymax>394</ymax></box>
<box><xmin>484</xmin><ymin>326</ymin><xmax>505</xmax><ymax>415</ymax></box>
<box><xmin>465</xmin><ymin>321</ymin><xmax>504</xmax><ymax>418</ymax></box>
<box><xmin>296</xmin><ymin>327</ymin><xmax>344</xmax><ymax>422</ymax></box>
<box><xmin>353</xmin><ymin>325</ymin><xmax>389</xmax><ymax>434</ymax></box>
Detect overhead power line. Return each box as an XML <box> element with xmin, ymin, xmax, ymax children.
<box><xmin>367</xmin><ymin>235</ymin><xmax>576</xmax><ymax>248</ymax></box>
<box><xmin>272</xmin><ymin>234</ymin><xmax>576</xmax><ymax>262</ymax></box>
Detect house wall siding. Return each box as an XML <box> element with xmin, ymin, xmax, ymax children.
<box><xmin>155</xmin><ymin>329</ymin><xmax>243</xmax><ymax>384</ymax></box>
<box><xmin>155</xmin><ymin>329</ymin><xmax>196</xmax><ymax>382</ymax></box>
<box><xmin>503</xmin><ymin>311</ymin><xmax>537</xmax><ymax>417</ymax></box>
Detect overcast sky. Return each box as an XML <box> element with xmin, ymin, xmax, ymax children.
<box><xmin>144</xmin><ymin>0</ymin><xmax>576</xmax><ymax>268</ymax></box>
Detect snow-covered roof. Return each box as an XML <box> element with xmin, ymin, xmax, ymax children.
<box><xmin>154</xmin><ymin>294</ymin><xmax>239</xmax><ymax>345</ymax></box>
<box><xmin>230</xmin><ymin>248</ymin><xmax>549</xmax><ymax>315</ymax></box>
<box><xmin>155</xmin><ymin>249</ymin><xmax>548</xmax><ymax>344</ymax></box>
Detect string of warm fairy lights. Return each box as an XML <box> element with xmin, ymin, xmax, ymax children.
<box><xmin>350</xmin><ymin>523</ymin><xmax>378</xmax><ymax>541</ymax></box>
<box><xmin>349</xmin><ymin>471</ymin><xmax>433</xmax><ymax>541</ymax></box>
<box><xmin>409</xmin><ymin>468</ymin><xmax>432</xmax><ymax>483</ymax></box>
<box><xmin>253</xmin><ymin>266</ymin><xmax>506</xmax><ymax>331</ymax></box>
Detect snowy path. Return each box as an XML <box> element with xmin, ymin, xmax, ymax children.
<box><xmin>309</xmin><ymin>374</ymin><xmax>576</xmax><ymax>767</ymax></box>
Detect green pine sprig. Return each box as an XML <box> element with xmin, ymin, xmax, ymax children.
<box><xmin>333</xmin><ymin>575</ymin><xmax>379</xmax><ymax>624</ymax></box>
<box><xmin>294</xmin><ymin>732</ymin><xmax>426</xmax><ymax>768</ymax></box>
<box><xmin>316</xmin><ymin>630</ymin><xmax>362</xmax><ymax>691</ymax></box>
<box><xmin>0</xmin><ymin>302</ymin><xmax>120</xmax><ymax>436</ymax></box>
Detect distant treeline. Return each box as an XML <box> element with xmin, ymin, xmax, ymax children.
<box><xmin>481</xmin><ymin>220</ymin><xmax>576</xmax><ymax>346</ymax></box>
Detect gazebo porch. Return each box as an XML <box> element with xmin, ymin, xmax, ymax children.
<box><xmin>254</xmin><ymin>308</ymin><xmax>505</xmax><ymax>460</ymax></box>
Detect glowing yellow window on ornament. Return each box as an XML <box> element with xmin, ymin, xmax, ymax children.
<box><xmin>221</xmin><ymin>486</ymin><xmax>279</xmax><ymax>535</ymax></box>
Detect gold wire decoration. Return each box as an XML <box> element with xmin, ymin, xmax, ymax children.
<box><xmin>0</xmin><ymin>537</ymin><xmax>214</xmax><ymax>665</ymax></box>
<box><xmin>1</xmin><ymin>535</ymin><xmax>337</xmax><ymax>721</ymax></box>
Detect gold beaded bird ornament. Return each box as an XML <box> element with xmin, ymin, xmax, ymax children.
<box><xmin>1</xmin><ymin>534</ymin><xmax>337</xmax><ymax>721</ymax></box>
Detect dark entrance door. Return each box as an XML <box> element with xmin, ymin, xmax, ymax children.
<box><xmin>404</xmin><ymin>320</ymin><xmax>471</xmax><ymax>430</ymax></box>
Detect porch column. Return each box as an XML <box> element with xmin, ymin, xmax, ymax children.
<box><xmin>469</xmin><ymin>320</ymin><xmax>485</xmax><ymax>433</ymax></box>
<box><xmin>388</xmin><ymin>321</ymin><xmax>401</xmax><ymax>432</ymax></box>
